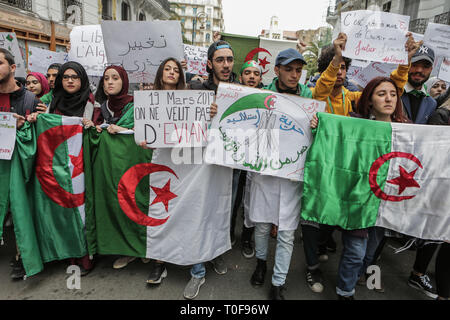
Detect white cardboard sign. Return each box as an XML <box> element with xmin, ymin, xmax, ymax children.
<box><xmin>341</xmin><ymin>10</ymin><xmax>409</xmax><ymax>64</ymax></box>
<box><xmin>28</xmin><ymin>47</ymin><xmax>68</xmax><ymax>75</ymax></box>
<box><xmin>423</xmin><ymin>22</ymin><xmax>450</xmax><ymax>58</ymax></box>
<box><xmin>0</xmin><ymin>112</ymin><xmax>16</xmax><ymax>160</ymax></box>
<box><xmin>184</xmin><ymin>44</ymin><xmax>208</xmax><ymax>76</ymax></box>
<box><xmin>0</xmin><ymin>33</ymin><xmax>26</xmax><ymax>78</ymax></box>
<box><xmin>134</xmin><ymin>90</ymin><xmax>214</xmax><ymax>148</ymax></box>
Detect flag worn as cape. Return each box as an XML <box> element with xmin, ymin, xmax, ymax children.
<box><xmin>301</xmin><ymin>113</ymin><xmax>450</xmax><ymax>241</ymax></box>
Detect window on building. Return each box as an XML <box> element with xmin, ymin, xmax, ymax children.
<box><xmin>121</xmin><ymin>1</ymin><xmax>131</xmax><ymax>21</ymax></box>
<box><xmin>403</xmin><ymin>0</ymin><xmax>419</xmax><ymax>21</ymax></box>
<box><xmin>193</xmin><ymin>7</ymin><xmax>198</xmax><ymax>15</ymax></box>
<box><xmin>206</xmin><ymin>33</ymin><xmax>211</xmax><ymax>42</ymax></box>
<box><xmin>206</xmin><ymin>21</ymin><xmax>211</xmax><ymax>30</ymax></box>
<box><xmin>382</xmin><ymin>1</ymin><xmax>391</xmax><ymax>12</ymax></box>
<box><xmin>102</xmin><ymin>0</ymin><xmax>112</xmax><ymax>20</ymax></box>
<box><xmin>181</xmin><ymin>6</ymin><xmax>186</xmax><ymax>15</ymax></box>
<box><xmin>138</xmin><ymin>12</ymin><xmax>146</xmax><ymax>21</ymax></box>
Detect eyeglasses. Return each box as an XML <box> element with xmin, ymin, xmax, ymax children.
<box><xmin>214</xmin><ymin>56</ymin><xmax>234</xmax><ymax>64</ymax></box>
<box><xmin>26</xmin><ymin>80</ymin><xmax>39</xmax><ymax>86</ymax></box>
<box><xmin>62</xmin><ymin>74</ymin><xmax>80</xmax><ymax>81</ymax></box>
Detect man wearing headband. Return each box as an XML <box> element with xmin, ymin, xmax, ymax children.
<box><xmin>239</xmin><ymin>60</ymin><xmax>263</xmax><ymax>88</ymax></box>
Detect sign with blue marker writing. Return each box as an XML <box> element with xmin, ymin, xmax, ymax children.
<box><xmin>134</xmin><ymin>90</ymin><xmax>214</xmax><ymax>148</ymax></box>
<box><xmin>101</xmin><ymin>21</ymin><xmax>184</xmax><ymax>83</ymax></box>
<box><xmin>204</xmin><ymin>83</ymin><xmax>325</xmax><ymax>181</ymax></box>
<box><xmin>68</xmin><ymin>25</ymin><xmax>107</xmax><ymax>77</ymax></box>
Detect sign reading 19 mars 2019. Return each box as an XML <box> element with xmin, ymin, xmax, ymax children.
<box><xmin>341</xmin><ymin>10</ymin><xmax>410</xmax><ymax>64</ymax></box>
<box><xmin>134</xmin><ymin>90</ymin><xmax>215</xmax><ymax>148</ymax></box>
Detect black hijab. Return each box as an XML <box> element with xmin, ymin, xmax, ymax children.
<box><xmin>49</xmin><ymin>61</ymin><xmax>91</xmax><ymax>117</ymax></box>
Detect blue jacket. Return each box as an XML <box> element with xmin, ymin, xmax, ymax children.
<box><xmin>401</xmin><ymin>93</ymin><xmax>437</xmax><ymax>124</ymax></box>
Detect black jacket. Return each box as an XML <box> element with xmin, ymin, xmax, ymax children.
<box><xmin>9</xmin><ymin>83</ymin><xmax>39</xmax><ymax>116</ymax></box>
<box><xmin>428</xmin><ymin>107</ymin><xmax>450</xmax><ymax>126</ymax></box>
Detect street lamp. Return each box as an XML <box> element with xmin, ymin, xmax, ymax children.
<box><xmin>192</xmin><ymin>12</ymin><xmax>208</xmax><ymax>45</ymax></box>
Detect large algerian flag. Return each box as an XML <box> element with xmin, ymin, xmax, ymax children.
<box><xmin>221</xmin><ymin>33</ymin><xmax>298</xmax><ymax>85</ymax></box>
<box><xmin>3</xmin><ymin>115</ymin><xmax>87</xmax><ymax>277</ymax></box>
<box><xmin>301</xmin><ymin>113</ymin><xmax>450</xmax><ymax>242</ymax></box>
<box><xmin>85</xmin><ymin>130</ymin><xmax>232</xmax><ymax>265</ymax></box>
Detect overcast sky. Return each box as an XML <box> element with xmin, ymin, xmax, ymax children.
<box><xmin>222</xmin><ymin>0</ymin><xmax>332</xmax><ymax>37</ymax></box>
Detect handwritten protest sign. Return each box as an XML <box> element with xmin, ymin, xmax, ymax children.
<box><xmin>134</xmin><ymin>90</ymin><xmax>214</xmax><ymax>148</ymax></box>
<box><xmin>184</xmin><ymin>44</ymin><xmax>208</xmax><ymax>75</ymax></box>
<box><xmin>0</xmin><ymin>33</ymin><xmax>26</xmax><ymax>77</ymax></box>
<box><xmin>423</xmin><ymin>22</ymin><xmax>450</xmax><ymax>58</ymax></box>
<box><xmin>28</xmin><ymin>47</ymin><xmax>68</xmax><ymax>75</ymax></box>
<box><xmin>353</xmin><ymin>62</ymin><xmax>396</xmax><ymax>88</ymax></box>
<box><xmin>438</xmin><ymin>58</ymin><xmax>450</xmax><ymax>83</ymax></box>
<box><xmin>341</xmin><ymin>10</ymin><xmax>409</xmax><ymax>64</ymax></box>
<box><xmin>68</xmin><ymin>25</ymin><xmax>107</xmax><ymax>77</ymax></box>
<box><xmin>204</xmin><ymin>83</ymin><xmax>325</xmax><ymax>181</ymax></box>
<box><xmin>101</xmin><ymin>21</ymin><xmax>184</xmax><ymax>84</ymax></box>
<box><xmin>0</xmin><ymin>112</ymin><xmax>16</xmax><ymax>160</ymax></box>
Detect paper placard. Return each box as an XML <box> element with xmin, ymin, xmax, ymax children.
<box><xmin>423</xmin><ymin>23</ymin><xmax>450</xmax><ymax>58</ymax></box>
<box><xmin>0</xmin><ymin>33</ymin><xmax>26</xmax><ymax>78</ymax></box>
<box><xmin>353</xmin><ymin>62</ymin><xmax>396</xmax><ymax>88</ymax></box>
<box><xmin>0</xmin><ymin>112</ymin><xmax>16</xmax><ymax>160</ymax></box>
<box><xmin>438</xmin><ymin>57</ymin><xmax>450</xmax><ymax>83</ymax></box>
<box><xmin>134</xmin><ymin>90</ymin><xmax>214</xmax><ymax>148</ymax></box>
<box><xmin>28</xmin><ymin>47</ymin><xmax>68</xmax><ymax>75</ymax></box>
<box><xmin>68</xmin><ymin>25</ymin><xmax>107</xmax><ymax>77</ymax></box>
<box><xmin>102</xmin><ymin>21</ymin><xmax>184</xmax><ymax>84</ymax></box>
<box><xmin>184</xmin><ymin>44</ymin><xmax>208</xmax><ymax>75</ymax></box>
<box><xmin>204</xmin><ymin>83</ymin><xmax>326</xmax><ymax>181</ymax></box>
<box><xmin>341</xmin><ymin>10</ymin><xmax>409</xmax><ymax>64</ymax></box>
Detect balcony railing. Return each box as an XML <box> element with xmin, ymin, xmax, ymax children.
<box><xmin>434</xmin><ymin>11</ymin><xmax>450</xmax><ymax>25</ymax></box>
<box><xmin>0</xmin><ymin>0</ymin><xmax>32</xmax><ymax>11</ymax></box>
<box><xmin>155</xmin><ymin>0</ymin><xmax>170</xmax><ymax>13</ymax></box>
<box><xmin>409</xmin><ymin>18</ymin><xmax>429</xmax><ymax>34</ymax></box>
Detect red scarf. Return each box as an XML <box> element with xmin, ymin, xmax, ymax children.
<box><xmin>103</xmin><ymin>66</ymin><xmax>133</xmax><ymax>118</ymax></box>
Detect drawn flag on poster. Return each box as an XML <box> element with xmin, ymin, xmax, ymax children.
<box><xmin>0</xmin><ymin>33</ymin><xmax>26</xmax><ymax>77</ymax></box>
<box><xmin>301</xmin><ymin>113</ymin><xmax>450</xmax><ymax>241</ymax></box>
<box><xmin>204</xmin><ymin>83</ymin><xmax>325</xmax><ymax>181</ymax></box>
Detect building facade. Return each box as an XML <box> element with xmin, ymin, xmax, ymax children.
<box><xmin>169</xmin><ymin>0</ymin><xmax>224</xmax><ymax>46</ymax></box>
<box><xmin>100</xmin><ymin>0</ymin><xmax>171</xmax><ymax>22</ymax></box>
<box><xmin>326</xmin><ymin>0</ymin><xmax>450</xmax><ymax>34</ymax></box>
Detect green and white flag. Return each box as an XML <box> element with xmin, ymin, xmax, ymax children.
<box><xmin>85</xmin><ymin>131</ymin><xmax>232</xmax><ymax>265</ymax></box>
<box><xmin>301</xmin><ymin>113</ymin><xmax>450</xmax><ymax>242</ymax></box>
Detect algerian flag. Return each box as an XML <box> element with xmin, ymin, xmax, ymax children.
<box><xmin>0</xmin><ymin>159</ymin><xmax>10</xmax><ymax>242</ymax></box>
<box><xmin>221</xmin><ymin>33</ymin><xmax>298</xmax><ymax>84</ymax></box>
<box><xmin>85</xmin><ymin>131</ymin><xmax>232</xmax><ymax>264</ymax></box>
<box><xmin>301</xmin><ymin>113</ymin><xmax>450</xmax><ymax>242</ymax></box>
<box><xmin>5</xmin><ymin>115</ymin><xmax>87</xmax><ymax>277</ymax></box>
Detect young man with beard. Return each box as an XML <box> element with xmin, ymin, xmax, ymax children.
<box><xmin>184</xmin><ymin>40</ymin><xmax>238</xmax><ymax>300</ymax></box>
<box><xmin>40</xmin><ymin>63</ymin><xmax>61</xmax><ymax>105</ymax></box>
<box><xmin>0</xmin><ymin>48</ymin><xmax>44</xmax><ymax>279</ymax></box>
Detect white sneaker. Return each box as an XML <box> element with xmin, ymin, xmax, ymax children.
<box><xmin>113</xmin><ymin>256</ymin><xmax>136</xmax><ymax>269</ymax></box>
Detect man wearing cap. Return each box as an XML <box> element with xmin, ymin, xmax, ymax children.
<box><xmin>239</xmin><ymin>60</ymin><xmax>263</xmax><ymax>88</ymax></box>
<box><xmin>184</xmin><ymin>40</ymin><xmax>238</xmax><ymax>300</ymax></box>
<box><xmin>402</xmin><ymin>44</ymin><xmax>439</xmax><ymax>299</ymax></box>
<box><xmin>401</xmin><ymin>44</ymin><xmax>437</xmax><ymax>124</ymax></box>
<box><xmin>246</xmin><ymin>47</ymin><xmax>319</xmax><ymax>300</ymax></box>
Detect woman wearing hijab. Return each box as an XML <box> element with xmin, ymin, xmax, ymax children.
<box><xmin>425</xmin><ymin>77</ymin><xmax>447</xmax><ymax>99</ymax></box>
<box><xmin>26</xmin><ymin>72</ymin><xmax>50</xmax><ymax>99</ymax></box>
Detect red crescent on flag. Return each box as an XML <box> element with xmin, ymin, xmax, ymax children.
<box><xmin>244</xmin><ymin>47</ymin><xmax>272</xmax><ymax>75</ymax></box>
<box><xmin>264</xmin><ymin>95</ymin><xmax>277</xmax><ymax>110</ymax></box>
<box><xmin>117</xmin><ymin>163</ymin><xmax>178</xmax><ymax>227</ymax></box>
<box><xmin>369</xmin><ymin>152</ymin><xmax>423</xmax><ymax>202</ymax></box>
<box><xmin>36</xmin><ymin>125</ymin><xmax>85</xmax><ymax>208</ymax></box>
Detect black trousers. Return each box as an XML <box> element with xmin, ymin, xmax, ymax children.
<box><xmin>413</xmin><ymin>243</ymin><xmax>439</xmax><ymax>274</ymax></box>
<box><xmin>230</xmin><ymin>170</ymin><xmax>254</xmax><ymax>242</ymax></box>
<box><xmin>436</xmin><ymin>243</ymin><xmax>450</xmax><ymax>299</ymax></box>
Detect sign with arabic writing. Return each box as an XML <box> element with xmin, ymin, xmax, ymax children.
<box><xmin>68</xmin><ymin>25</ymin><xmax>107</xmax><ymax>77</ymax></box>
<box><xmin>28</xmin><ymin>47</ymin><xmax>68</xmax><ymax>75</ymax></box>
<box><xmin>184</xmin><ymin>44</ymin><xmax>208</xmax><ymax>76</ymax></box>
<box><xmin>101</xmin><ymin>21</ymin><xmax>184</xmax><ymax>84</ymax></box>
<box><xmin>134</xmin><ymin>90</ymin><xmax>214</xmax><ymax>148</ymax></box>
<box><xmin>341</xmin><ymin>10</ymin><xmax>410</xmax><ymax>64</ymax></box>
<box><xmin>0</xmin><ymin>112</ymin><xmax>16</xmax><ymax>160</ymax></box>
<box><xmin>0</xmin><ymin>33</ymin><xmax>26</xmax><ymax>78</ymax></box>
<box><xmin>204</xmin><ymin>83</ymin><xmax>325</xmax><ymax>181</ymax></box>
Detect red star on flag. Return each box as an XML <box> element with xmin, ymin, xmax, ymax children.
<box><xmin>69</xmin><ymin>147</ymin><xmax>83</xmax><ymax>179</ymax></box>
<box><xmin>151</xmin><ymin>179</ymin><xmax>177</xmax><ymax>212</ymax></box>
<box><xmin>258</xmin><ymin>56</ymin><xmax>270</xmax><ymax>70</ymax></box>
<box><xmin>387</xmin><ymin>166</ymin><xmax>420</xmax><ymax>195</ymax></box>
